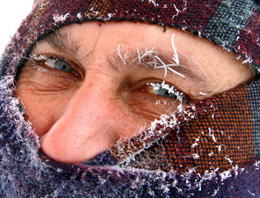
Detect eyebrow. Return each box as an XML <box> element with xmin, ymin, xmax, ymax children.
<box><xmin>109</xmin><ymin>47</ymin><xmax>207</xmax><ymax>83</ymax></box>
<box><xmin>41</xmin><ymin>31</ymin><xmax>208</xmax><ymax>86</ymax></box>
<box><xmin>44</xmin><ymin>31</ymin><xmax>81</xmax><ymax>57</ymax></box>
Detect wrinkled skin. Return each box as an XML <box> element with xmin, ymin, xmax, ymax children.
<box><xmin>16</xmin><ymin>22</ymin><xmax>253</xmax><ymax>164</ymax></box>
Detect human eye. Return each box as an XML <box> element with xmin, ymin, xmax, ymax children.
<box><xmin>35</xmin><ymin>55</ymin><xmax>73</xmax><ymax>73</ymax></box>
<box><xmin>127</xmin><ymin>79</ymin><xmax>189</xmax><ymax>121</ymax></box>
<box><xmin>32</xmin><ymin>54</ymin><xmax>81</xmax><ymax>78</ymax></box>
<box><xmin>17</xmin><ymin>54</ymin><xmax>83</xmax><ymax>94</ymax></box>
<box><xmin>146</xmin><ymin>81</ymin><xmax>184</xmax><ymax>102</ymax></box>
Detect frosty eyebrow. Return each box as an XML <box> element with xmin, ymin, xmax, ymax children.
<box><xmin>42</xmin><ymin>31</ymin><xmax>207</xmax><ymax>84</ymax></box>
<box><xmin>109</xmin><ymin>48</ymin><xmax>207</xmax><ymax>83</ymax></box>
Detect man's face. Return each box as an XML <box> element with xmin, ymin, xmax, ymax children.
<box><xmin>16</xmin><ymin>22</ymin><xmax>253</xmax><ymax>164</ymax></box>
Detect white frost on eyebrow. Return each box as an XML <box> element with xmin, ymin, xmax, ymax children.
<box><xmin>154</xmin><ymin>55</ymin><xmax>185</xmax><ymax>78</ymax></box>
<box><xmin>141</xmin><ymin>48</ymin><xmax>157</xmax><ymax>61</ymax></box>
<box><xmin>171</xmin><ymin>34</ymin><xmax>179</xmax><ymax>65</ymax></box>
<box><xmin>117</xmin><ymin>44</ymin><xmax>126</xmax><ymax>65</ymax></box>
<box><xmin>119</xmin><ymin>34</ymin><xmax>186</xmax><ymax>79</ymax></box>
<box><xmin>135</xmin><ymin>48</ymin><xmax>160</xmax><ymax>70</ymax></box>
<box><xmin>140</xmin><ymin>0</ymin><xmax>158</xmax><ymax>7</ymax></box>
<box><xmin>135</xmin><ymin>48</ymin><xmax>158</xmax><ymax>65</ymax></box>
<box><xmin>199</xmin><ymin>92</ymin><xmax>207</xmax><ymax>96</ymax></box>
<box><xmin>136</xmin><ymin>48</ymin><xmax>142</xmax><ymax>63</ymax></box>
<box><xmin>153</xmin><ymin>34</ymin><xmax>185</xmax><ymax>78</ymax></box>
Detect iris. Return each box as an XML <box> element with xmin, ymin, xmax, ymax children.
<box><xmin>45</xmin><ymin>57</ymin><xmax>74</xmax><ymax>73</ymax></box>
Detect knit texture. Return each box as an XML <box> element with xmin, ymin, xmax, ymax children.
<box><xmin>0</xmin><ymin>0</ymin><xmax>260</xmax><ymax>197</ymax></box>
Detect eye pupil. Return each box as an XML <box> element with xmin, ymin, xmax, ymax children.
<box><xmin>157</xmin><ymin>88</ymin><xmax>177</xmax><ymax>99</ymax></box>
<box><xmin>55</xmin><ymin>59</ymin><xmax>73</xmax><ymax>73</ymax></box>
<box><xmin>147</xmin><ymin>82</ymin><xmax>181</xmax><ymax>100</ymax></box>
<box><xmin>36</xmin><ymin>55</ymin><xmax>75</xmax><ymax>74</ymax></box>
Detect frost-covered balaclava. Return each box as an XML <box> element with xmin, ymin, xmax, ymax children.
<box><xmin>0</xmin><ymin>0</ymin><xmax>260</xmax><ymax>197</ymax></box>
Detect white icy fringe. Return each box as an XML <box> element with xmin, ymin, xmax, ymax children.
<box><xmin>148</xmin><ymin>81</ymin><xmax>184</xmax><ymax>102</ymax></box>
<box><xmin>0</xmin><ymin>75</ymin><xmax>41</xmax><ymax>162</ymax></box>
<box><xmin>53</xmin><ymin>13</ymin><xmax>71</xmax><ymax>23</ymax></box>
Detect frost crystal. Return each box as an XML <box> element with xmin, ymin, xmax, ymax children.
<box><xmin>172</xmin><ymin>4</ymin><xmax>181</xmax><ymax>19</ymax></box>
<box><xmin>154</xmin><ymin>34</ymin><xmax>184</xmax><ymax>78</ymax></box>
<box><xmin>199</xmin><ymin>92</ymin><xmax>207</xmax><ymax>96</ymax></box>
<box><xmin>148</xmin><ymin>0</ymin><xmax>158</xmax><ymax>7</ymax></box>
<box><xmin>208</xmin><ymin>128</ymin><xmax>217</xmax><ymax>143</ymax></box>
<box><xmin>148</xmin><ymin>81</ymin><xmax>183</xmax><ymax>102</ymax></box>
<box><xmin>224</xmin><ymin>156</ymin><xmax>233</xmax><ymax>165</ymax></box>
<box><xmin>77</xmin><ymin>13</ymin><xmax>83</xmax><ymax>20</ymax></box>
<box><xmin>117</xmin><ymin>44</ymin><xmax>126</xmax><ymax>65</ymax></box>
<box><xmin>248</xmin><ymin>190</ymin><xmax>256</xmax><ymax>196</ymax></box>
<box><xmin>53</xmin><ymin>13</ymin><xmax>71</xmax><ymax>23</ymax></box>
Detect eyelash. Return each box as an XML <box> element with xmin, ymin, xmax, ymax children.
<box><xmin>32</xmin><ymin>54</ymin><xmax>82</xmax><ymax>78</ymax></box>
<box><xmin>146</xmin><ymin>81</ymin><xmax>184</xmax><ymax>101</ymax></box>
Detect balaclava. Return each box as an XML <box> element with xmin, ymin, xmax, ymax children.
<box><xmin>0</xmin><ymin>0</ymin><xmax>260</xmax><ymax>197</ymax></box>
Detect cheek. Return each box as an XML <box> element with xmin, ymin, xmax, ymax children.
<box><xmin>15</xmin><ymin>85</ymin><xmax>73</xmax><ymax>136</ymax></box>
<box><xmin>15</xmin><ymin>63</ymin><xmax>82</xmax><ymax>136</ymax></box>
<box><xmin>127</xmin><ymin>90</ymin><xmax>181</xmax><ymax>122</ymax></box>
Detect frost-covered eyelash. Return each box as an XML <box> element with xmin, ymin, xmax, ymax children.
<box><xmin>30</xmin><ymin>54</ymin><xmax>48</xmax><ymax>61</ymax></box>
<box><xmin>147</xmin><ymin>81</ymin><xmax>184</xmax><ymax>102</ymax></box>
<box><xmin>28</xmin><ymin>54</ymin><xmax>50</xmax><ymax>71</ymax></box>
<box><xmin>31</xmin><ymin>54</ymin><xmax>75</xmax><ymax>74</ymax></box>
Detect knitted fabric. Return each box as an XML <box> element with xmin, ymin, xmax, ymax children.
<box><xmin>0</xmin><ymin>0</ymin><xmax>260</xmax><ymax>197</ymax></box>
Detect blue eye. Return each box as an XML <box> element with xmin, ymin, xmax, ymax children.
<box><xmin>147</xmin><ymin>81</ymin><xmax>183</xmax><ymax>100</ymax></box>
<box><xmin>35</xmin><ymin>55</ymin><xmax>74</xmax><ymax>73</ymax></box>
<box><xmin>50</xmin><ymin>58</ymin><xmax>73</xmax><ymax>73</ymax></box>
<box><xmin>156</xmin><ymin>88</ymin><xmax>177</xmax><ymax>99</ymax></box>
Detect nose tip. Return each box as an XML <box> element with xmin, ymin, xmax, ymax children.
<box><xmin>40</xmin><ymin>122</ymin><xmax>118</xmax><ymax>163</ymax></box>
<box><xmin>39</xmin><ymin>108</ymin><xmax>121</xmax><ymax>163</ymax></box>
